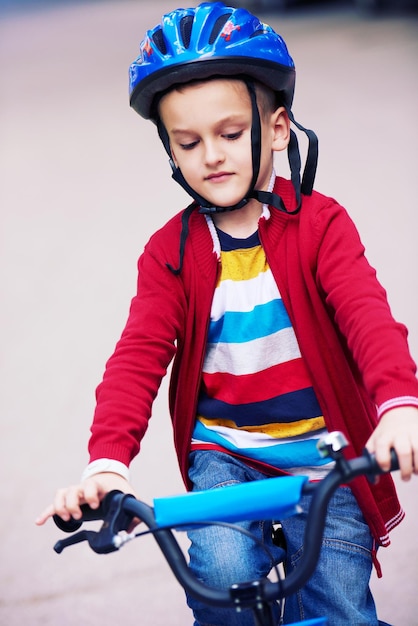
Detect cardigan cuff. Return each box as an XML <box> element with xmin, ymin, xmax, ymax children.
<box><xmin>81</xmin><ymin>459</ymin><xmax>130</xmax><ymax>482</ymax></box>
<box><xmin>377</xmin><ymin>396</ymin><xmax>418</xmax><ymax>419</ymax></box>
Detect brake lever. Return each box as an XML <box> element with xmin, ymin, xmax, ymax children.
<box><xmin>53</xmin><ymin>491</ymin><xmax>136</xmax><ymax>555</ymax></box>
<box><xmin>54</xmin><ymin>529</ymin><xmax>98</xmax><ymax>554</ymax></box>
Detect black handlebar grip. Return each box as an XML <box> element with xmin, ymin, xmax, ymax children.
<box><xmin>53</xmin><ymin>513</ymin><xmax>83</xmax><ymax>533</ymax></box>
<box><xmin>53</xmin><ymin>502</ymin><xmax>106</xmax><ymax>533</ymax></box>
<box><xmin>362</xmin><ymin>447</ymin><xmax>400</xmax><ymax>478</ymax></box>
<box><xmin>52</xmin><ymin>491</ymin><xmax>124</xmax><ymax>533</ymax></box>
<box><xmin>389</xmin><ymin>448</ymin><xmax>400</xmax><ymax>472</ymax></box>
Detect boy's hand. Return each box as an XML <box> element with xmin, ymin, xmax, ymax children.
<box><xmin>35</xmin><ymin>472</ymin><xmax>136</xmax><ymax>526</ymax></box>
<box><xmin>366</xmin><ymin>406</ymin><xmax>418</xmax><ymax>481</ymax></box>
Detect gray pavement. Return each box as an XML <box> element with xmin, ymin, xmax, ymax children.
<box><xmin>1</xmin><ymin>1</ymin><xmax>417</xmax><ymax>624</ymax></box>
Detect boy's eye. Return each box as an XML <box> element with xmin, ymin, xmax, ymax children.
<box><xmin>224</xmin><ymin>130</ymin><xmax>243</xmax><ymax>141</ymax></box>
<box><xmin>178</xmin><ymin>128</ymin><xmax>243</xmax><ymax>150</ymax></box>
<box><xmin>180</xmin><ymin>140</ymin><xmax>199</xmax><ymax>151</ymax></box>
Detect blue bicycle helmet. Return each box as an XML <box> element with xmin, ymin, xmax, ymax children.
<box><xmin>129</xmin><ymin>3</ymin><xmax>318</xmax><ymax>270</ymax></box>
<box><xmin>130</xmin><ymin>2</ymin><xmax>295</xmax><ymax>120</ymax></box>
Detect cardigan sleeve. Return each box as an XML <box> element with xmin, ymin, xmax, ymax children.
<box><xmin>312</xmin><ymin>198</ymin><xmax>418</xmax><ymax>409</ymax></box>
<box><xmin>87</xmin><ymin>220</ymin><xmax>187</xmax><ymax>467</ymax></box>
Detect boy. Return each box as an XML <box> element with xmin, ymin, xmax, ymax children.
<box><xmin>37</xmin><ymin>3</ymin><xmax>418</xmax><ymax>624</ymax></box>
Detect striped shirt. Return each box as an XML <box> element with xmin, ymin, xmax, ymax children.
<box><xmin>191</xmin><ymin>219</ymin><xmax>333</xmax><ymax>479</ymax></box>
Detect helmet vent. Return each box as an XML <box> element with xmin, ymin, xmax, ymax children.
<box><xmin>209</xmin><ymin>13</ymin><xmax>232</xmax><ymax>45</ymax></box>
<box><xmin>249</xmin><ymin>29</ymin><xmax>266</xmax><ymax>39</ymax></box>
<box><xmin>152</xmin><ymin>28</ymin><xmax>167</xmax><ymax>55</ymax></box>
<box><xmin>180</xmin><ymin>15</ymin><xmax>194</xmax><ymax>49</ymax></box>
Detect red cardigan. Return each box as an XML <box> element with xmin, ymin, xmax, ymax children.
<box><xmin>90</xmin><ymin>177</ymin><xmax>418</xmax><ymax>546</ymax></box>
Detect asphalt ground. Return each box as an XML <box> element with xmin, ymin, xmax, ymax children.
<box><xmin>1</xmin><ymin>1</ymin><xmax>417</xmax><ymax>624</ymax></box>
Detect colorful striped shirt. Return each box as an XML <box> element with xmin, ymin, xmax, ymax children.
<box><xmin>191</xmin><ymin>216</ymin><xmax>333</xmax><ymax>479</ymax></box>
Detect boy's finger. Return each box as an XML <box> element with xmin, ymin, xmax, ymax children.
<box><xmin>63</xmin><ymin>485</ymin><xmax>88</xmax><ymax>519</ymax></box>
<box><xmin>396</xmin><ymin>449</ymin><xmax>413</xmax><ymax>481</ymax></box>
<box><xmin>80</xmin><ymin>480</ymin><xmax>101</xmax><ymax>509</ymax></box>
<box><xmin>35</xmin><ymin>504</ymin><xmax>55</xmax><ymax>526</ymax></box>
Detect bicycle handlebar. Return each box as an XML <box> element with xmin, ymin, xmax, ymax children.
<box><xmin>52</xmin><ymin>439</ymin><xmax>399</xmax><ymax>610</ymax></box>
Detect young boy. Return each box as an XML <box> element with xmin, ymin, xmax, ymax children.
<box><xmin>37</xmin><ymin>3</ymin><xmax>418</xmax><ymax>624</ymax></box>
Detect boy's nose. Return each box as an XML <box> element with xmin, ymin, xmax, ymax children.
<box><xmin>204</xmin><ymin>141</ymin><xmax>224</xmax><ymax>166</ymax></box>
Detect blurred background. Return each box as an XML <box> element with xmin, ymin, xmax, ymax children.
<box><xmin>1</xmin><ymin>0</ymin><xmax>418</xmax><ymax>14</ymax></box>
<box><xmin>1</xmin><ymin>1</ymin><xmax>417</xmax><ymax>624</ymax></box>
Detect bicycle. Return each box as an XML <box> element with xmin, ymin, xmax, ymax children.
<box><xmin>52</xmin><ymin>432</ymin><xmax>399</xmax><ymax>626</ymax></box>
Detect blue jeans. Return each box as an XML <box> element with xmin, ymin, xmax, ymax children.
<box><xmin>186</xmin><ymin>451</ymin><xmax>380</xmax><ymax>626</ymax></box>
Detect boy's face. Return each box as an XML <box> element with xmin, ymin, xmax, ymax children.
<box><xmin>158</xmin><ymin>78</ymin><xmax>287</xmax><ymax>209</ymax></box>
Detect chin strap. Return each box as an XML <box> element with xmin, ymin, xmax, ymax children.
<box><xmin>197</xmin><ymin>81</ymin><xmax>262</xmax><ymax>215</ymax></box>
<box><xmin>157</xmin><ymin>80</ymin><xmax>262</xmax><ymax>214</ymax></box>
<box><xmin>251</xmin><ymin>113</ymin><xmax>318</xmax><ymax>216</ymax></box>
<box><xmin>287</xmin><ymin>108</ymin><xmax>319</xmax><ymax>198</ymax></box>
<box><xmin>157</xmin><ymin>87</ymin><xmax>318</xmax><ymax>219</ymax></box>
<box><xmin>165</xmin><ymin>200</ymin><xmax>198</xmax><ymax>275</ymax></box>
<box><xmin>157</xmin><ymin>81</ymin><xmax>318</xmax><ymax>273</ymax></box>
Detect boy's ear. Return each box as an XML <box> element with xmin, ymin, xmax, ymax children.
<box><xmin>271</xmin><ymin>107</ymin><xmax>291</xmax><ymax>152</ymax></box>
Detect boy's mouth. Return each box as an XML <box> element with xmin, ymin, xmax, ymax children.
<box><xmin>206</xmin><ymin>172</ymin><xmax>233</xmax><ymax>183</ymax></box>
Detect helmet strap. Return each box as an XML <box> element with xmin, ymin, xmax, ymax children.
<box><xmin>157</xmin><ymin>117</ymin><xmax>213</xmax><ymax>208</ymax></box>
<box><xmin>156</xmin><ymin>83</ymin><xmax>318</xmax><ymax>217</ymax></box>
<box><xmin>251</xmin><ymin>110</ymin><xmax>318</xmax><ymax>215</ymax></box>
<box><xmin>156</xmin><ymin>80</ymin><xmax>262</xmax><ymax>214</ymax></box>
<box><xmin>286</xmin><ymin>107</ymin><xmax>318</xmax><ymax>197</ymax></box>
<box><xmin>199</xmin><ymin>80</ymin><xmax>263</xmax><ymax>214</ymax></box>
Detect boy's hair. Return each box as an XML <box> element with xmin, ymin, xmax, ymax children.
<box><xmin>157</xmin><ymin>76</ymin><xmax>280</xmax><ymax>123</ymax></box>
<box><xmin>254</xmin><ymin>81</ymin><xmax>281</xmax><ymax>119</ymax></box>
